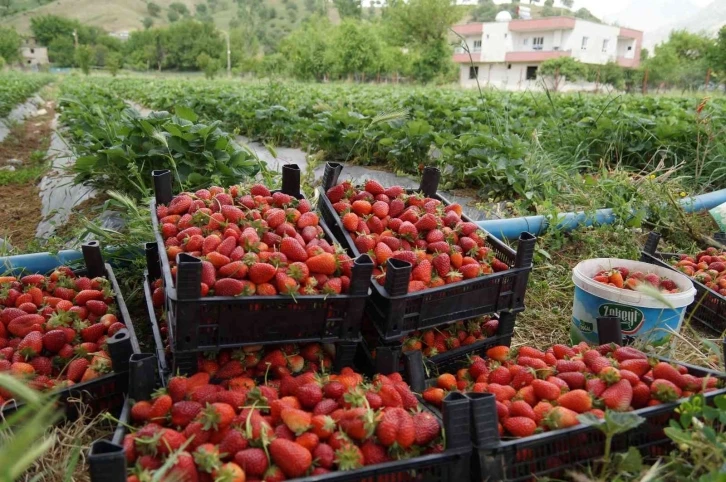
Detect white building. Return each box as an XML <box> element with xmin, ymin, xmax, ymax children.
<box><xmin>453</xmin><ymin>15</ymin><xmax>643</xmax><ymax>91</ymax></box>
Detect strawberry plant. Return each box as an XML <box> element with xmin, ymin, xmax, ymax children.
<box><xmin>0</xmin><ymin>268</ymin><xmax>128</xmax><ymax>401</ymax></box>
<box><xmin>58</xmin><ymin>83</ymin><xmax>263</xmax><ymax>201</ymax></box>
<box><xmin>422</xmin><ymin>342</ymin><xmax>722</xmax><ymax>439</ymax></box>
<box><xmin>122</xmin><ymin>368</ymin><xmax>443</xmax><ymax>480</ymax></box>
<box><xmin>325</xmin><ymin>179</ymin><xmax>510</xmax><ymax>294</ymax></box>
<box><xmin>0</xmin><ymin>72</ymin><xmax>52</xmax><ymax>117</ymax></box>
<box><xmin>157</xmin><ymin>184</ymin><xmax>355</xmax><ymax>297</ymax></box>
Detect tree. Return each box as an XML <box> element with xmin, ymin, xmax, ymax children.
<box><xmin>169</xmin><ymin>2</ymin><xmax>190</xmax><ymax>16</ymax></box>
<box><xmin>47</xmin><ymin>37</ymin><xmax>75</xmax><ymax>66</ymax></box>
<box><xmin>196</xmin><ymin>52</ymin><xmax>220</xmax><ymax>78</ymax></box>
<box><xmin>94</xmin><ymin>43</ymin><xmax>108</xmax><ymax>66</ymax></box>
<box><xmin>333</xmin><ymin>19</ymin><xmax>379</xmax><ymax>79</ymax></box>
<box><xmin>0</xmin><ymin>27</ymin><xmax>21</xmax><ymax>64</ymax></box>
<box><xmin>168</xmin><ymin>10</ymin><xmax>180</xmax><ymax>22</ymax></box>
<box><xmin>196</xmin><ymin>3</ymin><xmax>207</xmax><ymax>15</ymax></box>
<box><xmin>143</xmin><ymin>17</ymin><xmax>154</xmax><ymax>29</ymax></box>
<box><xmin>147</xmin><ymin>2</ymin><xmax>161</xmax><ymax>17</ymax></box>
<box><xmin>574</xmin><ymin>8</ymin><xmax>600</xmax><ymax>22</ymax></box>
<box><xmin>74</xmin><ymin>45</ymin><xmax>93</xmax><ymax>75</ymax></box>
<box><xmin>0</xmin><ymin>0</ymin><xmax>12</xmax><ymax>18</ymax></box>
<box><xmin>384</xmin><ymin>0</ymin><xmax>459</xmax><ymax>81</ymax></box>
<box><xmin>544</xmin><ymin>0</ymin><xmax>554</xmax><ymax>6</ymax></box>
<box><xmin>643</xmin><ymin>30</ymin><xmax>715</xmax><ymax>90</ymax></box>
<box><xmin>710</xmin><ymin>26</ymin><xmax>726</xmax><ymax>83</ymax></box>
<box><xmin>334</xmin><ymin>0</ymin><xmax>361</xmax><ymax>18</ymax></box>
<box><xmin>163</xmin><ymin>19</ymin><xmax>224</xmax><ymax>70</ymax></box>
<box><xmin>279</xmin><ymin>16</ymin><xmax>335</xmax><ymax>80</ymax></box>
<box><xmin>106</xmin><ymin>52</ymin><xmax>122</xmax><ymax>76</ymax></box>
<box><xmin>539</xmin><ymin>56</ymin><xmax>588</xmax><ymax>90</ymax></box>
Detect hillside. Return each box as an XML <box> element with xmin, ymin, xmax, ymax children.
<box><xmin>0</xmin><ymin>0</ymin><xmax>323</xmax><ymax>35</ymax></box>
<box><xmin>644</xmin><ymin>0</ymin><xmax>726</xmax><ymax>48</ymax></box>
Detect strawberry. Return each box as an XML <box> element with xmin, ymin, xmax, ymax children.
<box><xmin>17</xmin><ymin>331</ymin><xmax>42</xmax><ymax>359</ymax></box>
<box><xmin>296</xmin><ymin>383</ymin><xmax>323</xmax><ymax>410</ymax></box>
<box><xmin>422</xmin><ymin>387</ymin><xmax>445</xmax><ymax>407</ymax></box>
<box><xmin>531</xmin><ymin>379</ymin><xmax>561</xmax><ymax>401</ymax></box>
<box><xmin>652</xmin><ymin>362</ymin><xmax>686</xmax><ymax>389</ymax></box>
<box><xmin>651</xmin><ymin>379</ymin><xmax>682</xmax><ymax>402</ymax></box>
<box><xmin>234</xmin><ymin>448</ymin><xmax>269</xmax><ymax>478</ymax></box>
<box><xmin>375</xmin><ymin>407</ymin><xmax>415</xmax><ymax>448</ymax></box>
<box><xmin>85</xmin><ymin>300</ymin><xmax>108</xmax><ymax>316</ymax></box>
<box><xmin>67</xmin><ymin>358</ymin><xmax>89</xmax><ymax>382</ymax></box>
<box><xmin>313</xmin><ymin>443</ymin><xmax>335</xmax><ymax>469</ymax></box>
<box><xmin>504</xmin><ymin>417</ymin><xmax>537</xmax><ymax>437</ymax></box>
<box><xmin>544</xmin><ymin>406</ymin><xmax>580</xmax><ymax>429</ymax></box>
<box><xmin>413</xmin><ymin>411</ymin><xmax>440</xmax><ymax>446</ymax></box>
<box><xmin>171</xmin><ymin>401</ymin><xmax>203</xmax><ymax>427</ymax></box>
<box><xmin>213</xmin><ymin>279</ymin><xmax>246</xmax><ymax>297</ymax></box>
<box><xmin>556</xmin><ymin>389</ymin><xmax>592</xmax><ymax>413</ymax></box>
<box><xmin>80</xmin><ymin>323</ymin><xmax>106</xmax><ymax>343</ymax></box>
<box><xmin>74</xmin><ymin>290</ymin><xmax>104</xmax><ymax>306</ymax></box>
<box><xmin>149</xmin><ymin>394</ymin><xmax>173</xmax><ymax>422</ymax></box>
<box><xmin>618</xmin><ymin>358</ymin><xmax>651</xmax><ymax>377</ymax></box>
<box><xmin>341</xmin><ymin>212</ymin><xmax>359</xmax><ymax>232</ymax></box>
<box><xmin>269</xmin><ymin>439</ymin><xmax>313</xmax><ymax>478</ymax></box>
<box><xmin>600</xmin><ymin>379</ymin><xmax>633</xmax><ymax>411</ymax></box>
<box><xmin>306</xmin><ymin>253</ymin><xmax>337</xmax><ymax>276</ymax></box>
<box><xmin>248</xmin><ymin>263</ymin><xmax>277</xmax><ymax>284</ymax></box>
<box><xmin>131</xmin><ymin>400</ymin><xmax>152</xmax><ymax>422</ymax></box>
<box><xmin>281</xmin><ymin>408</ymin><xmax>312</xmax><ymax>435</ymax></box>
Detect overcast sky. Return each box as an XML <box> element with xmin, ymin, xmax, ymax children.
<box><xmin>576</xmin><ymin>0</ymin><xmax>711</xmax><ymax>17</ymax></box>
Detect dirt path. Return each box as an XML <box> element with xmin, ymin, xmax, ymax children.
<box><xmin>0</xmin><ymin>99</ymin><xmax>55</xmax><ymax>251</ymax></box>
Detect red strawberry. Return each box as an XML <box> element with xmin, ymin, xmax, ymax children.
<box><xmin>235</xmin><ymin>448</ymin><xmax>269</xmax><ymax>478</ymax></box>
<box><xmin>600</xmin><ymin>379</ymin><xmax>633</xmax><ymax>411</ymax></box>
<box><xmin>67</xmin><ymin>358</ymin><xmax>90</xmax><ymax>382</ymax></box>
<box><xmin>17</xmin><ymin>332</ymin><xmax>42</xmax><ymax>359</ymax></box>
<box><xmin>652</xmin><ymin>362</ymin><xmax>686</xmax><ymax>389</ymax></box>
<box><xmin>269</xmin><ymin>439</ymin><xmax>313</xmax><ymax>478</ymax></box>
<box><xmin>504</xmin><ymin>417</ymin><xmax>537</xmax><ymax>437</ymax></box>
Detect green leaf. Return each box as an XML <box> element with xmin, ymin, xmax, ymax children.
<box><xmin>175</xmin><ymin>105</ymin><xmax>198</xmax><ymax>122</ymax></box>
<box><xmin>617</xmin><ymin>446</ymin><xmax>643</xmax><ymax>473</ymax></box>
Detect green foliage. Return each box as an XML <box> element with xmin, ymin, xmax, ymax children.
<box><xmin>74</xmin><ymin>44</ymin><xmax>93</xmax><ymax>74</ymax></box>
<box><xmin>85</xmin><ymin>77</ymin><xmax>726</xmax><ymax>207</ymax></box>
<box><xmin>143</xmin><ymin>16</ymin><xmax>154</xmax><ymax>30</ymax></box>
<box><xmin>0</xmin><ymin>27</ymin><xmax>21</xmax><ymax>64</ymax></box>
<box><xmin>196</xmin><ymin>51</ymin><xmax>220</xmax><ymax>79</ymax></box>
<box><xmin>660</xmin><ymin>394</ymin><xmax>726</xmax><ymax>480</ymax></box>
<box><xmin>334</xmin><ymin>0</ymin><xmax>361</xmax><ymax>18</ymax></box>
<box><xmin>169</xmin><ymin>2</ymin><xmax>190</xmax><ymax>16</ymax></box>
<box><xmin>106</xmin><ymin>52</ymin><xmax>122</xmax><ymax>76</ymax></box>
<box><xmin>280</xmin><ymin>16</ymin><xmax>335</xmax><ymax>81</ymax></box>
<box><xmin>168</xmin><ymin>9</ymin><xmax>180</xmax><ymax>22</ymax></box>
<box><xmin>147</xmin><ymin>1</ymin><xmax>161</xmax><ymax>17</ymax></box>
<box><xmin>0</xmin><ymin>71</ymin><xmax>53</xmax><ymax>117</ymax></box>
<box><xmin>643</xmin><ymin>30</ymin><xmax>717</xmax><ymax>91</ymax></box>
<box><xmin>59</xmin><ymin>81</ymin><xmax>262</xmax><ymax>200</ymax></box>
<box><xmin>539</xmin><ymin>56</ymin><xmax>589</xmax><ymax>89</ymax></box>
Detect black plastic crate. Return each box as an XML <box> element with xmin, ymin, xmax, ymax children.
<box><xmin>317</xmin><ymin>162</ymin><xmax>536</xmax><ymax>341</ymax></box>
<box><xmin>1</xmin><ymin>241</ymin><xmax>139</xmax><ymax>419</ymax></box>
<box><xmin>144</xmin><ymin>266</ymin><xmax>362</xmax><ymax>378</ymax></box>
<box><xmin>641</xmin><ymin>231</ymin><xmax>726</xmax><ymax>334</ymax></box>
<box><xmin>88</xmin><ymin>355</ymin><xmax>473</xmax><ymax>482</ymax></box>
<box><xmin>149</xmin><ymin>168</ymin><xmax>374</xmax><ymax>352</ymax></box>
<box><xmin>405</xmin><ymin>349</ymin><xmax>726</xmax><ymax>482</ymax></box>
<box><xmin>357</xmin><ymin>312</ymin><xmax>516</xmax><ymax>377</ymax></box>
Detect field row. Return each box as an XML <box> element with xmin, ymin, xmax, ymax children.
<box><xmin>73</xmin><ymin>77</ymin><xmax>726</xmax><ymax>199</ymax></box>
<box><xmin>0</xmin><ymin>72</ymin><xmax>53</xmax><ymax>117</ymax></box>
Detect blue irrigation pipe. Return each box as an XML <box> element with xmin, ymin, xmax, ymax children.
<box><xmin>478</xmin><ymin>188</ymin><xmax>726</xmax><ymax>240</ymax></box>
<box><xmin>0</xmin><ymin>250</ymin><xmax>84</xmax><ymax>275</ymax></box>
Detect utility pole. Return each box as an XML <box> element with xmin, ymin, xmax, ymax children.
<box><xmin>225</xmin><ymin>31</ymin><xmax>231</xmax><ymax>78</ymax></box>
<box><xmin>73</xmin><ymin>29</ymin><xmax>78</xmax><ymax>49</ymax></box>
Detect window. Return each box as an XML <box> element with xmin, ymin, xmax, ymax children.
<box><xmin>553</xmin><ymin>46</ymin><xmax>560</xmax><ymax>51</ymax></box>
<box><xmin>507</xmin><ymin>64</ymin><xmax>512</xmax><ymax>70</ymax></box>
<box><xmin>532</xmin><ymin>37</ymin><xmax>544</xmax><ymax>51</ymax></box>
<box><xmin>469</xmin><ymin>66</ymin><xmax>479</xmax><ymax>80</ymax></box>
<box><xmin>30</xmin><ymin>48</ymin><xmax>34</xmax><ymax>54</ymax></box>
<box><xmin>504</xmin><ymin>33</ymin><xmax>508</xmax><ymax>38</ymax></box>
<box><xmin>523</xmin><ymin>38</ymin><xmax>528</xmax><ymax>46</ymax></box>
<box><xmin>627</xmin><ymin>45</ymin><xmax>633</xmax><ymax>51</ymax></box>
<box><xmin>486</xmin><ymin>34</ymin><xmax>489</xmax><ymax>39</ymax></box>
<box><xmin>526</xmin><ymin>66</ymin><xmax>538</xmax><ymax>80</ymax></box>
<box><xmin>602</xmin><ymin>39</ymin><xmax>609</xmax><ymax>53</ymax></box>
<box><xmin>581</xmin><ymin>36</ymin><xmax>588</xmax><ymax>50</ymax></box>
<box><xmin>473</xmin><ymin>39</ymin><xmax>482</xmax><ymax>52</ymax></box>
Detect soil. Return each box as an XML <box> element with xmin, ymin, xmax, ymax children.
<box><xmin>0</xmin><ymin>102</ymin><xmax>55</xmax><ymax>251</ymax></box>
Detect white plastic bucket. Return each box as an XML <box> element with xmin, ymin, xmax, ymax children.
<box><xmin>571</xmin><ymin>258</ymin><xmax>696</xmax><ymax>346</ymax></box>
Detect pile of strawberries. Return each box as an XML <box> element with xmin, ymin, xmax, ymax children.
<box><xmin>0</xmin><ymin>267</ymin><xmax>125</xmax><ymax>398</ymax></box>
<box><xmin>325</xmin><ymin>180</ymin><xmax>509</xmax><ymax>293</ymax></box>
<box><xmin>422</xmin><ymin>343</ymin><xmax>720</xmax><ymax>438</ymax></box>
<box><xmin>592</xmin><ymin>266</ymin><xmax>680</xmax><ymax>293</ymax></box>
<box><xmin>124</xmin><ymin>368</ymin><xmax>443</xmax><ymax>481</ymax></box>
<box><xmin>670</xmin><ymin>246</ymin><xmax>726</xmax><ymax>295</ymax></box>
<box><xmin>157</xmin><ymin>184</ymin><xmax>355</xmax><ymax>297</ymax></box>
<box><xmin>399</xmin><ymin>316</ymin><xmax>499</xmax><ymax>358</ymax></box>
